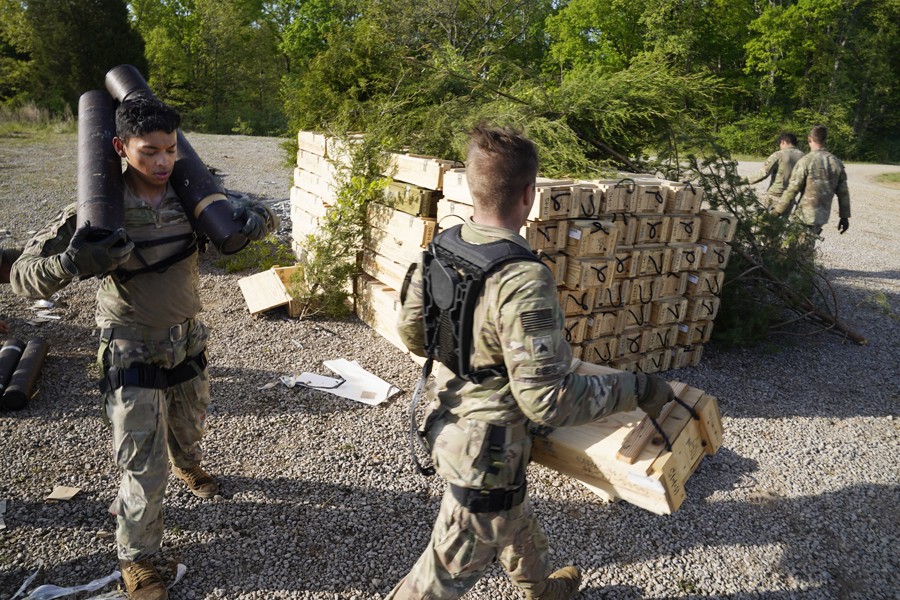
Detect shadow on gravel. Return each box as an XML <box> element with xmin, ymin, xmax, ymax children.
<box><xmin>4</xmin><ymin>474</ymin><xmax>896</xmax><ymax>598</ymax></box>
<box><xmin>826</xmin><ymin>268</ymin><xmax>900</xmax><ymax>286</ymax></box>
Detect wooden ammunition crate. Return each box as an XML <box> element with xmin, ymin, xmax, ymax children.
<box><xmin>539</xmin><ymin>252</ymin><xmax>567</xmax><ymax>286</ymax></box>
<box><xmin>662</xmin><ymin>182</ymin><xmax>704</xmax><ymax>214</ymax></box>
<box><xmin>534</xmin><ymin>183</ymin><xmax>580</xmax><ymax>220</ymax></box>
<box><xmin>565</xmin><ymin>220</ymin><xmax>619</xmax><ymax>257</ymax></box>
<box><xmin>297</xmin><ymin>148</ymin><xmax>342</xmax><ymax>178</ymax></box>
<box><xmin>677</xmin><ymin>320</ymin><xmax>714</xmax><ymax>345</ymax></box>
<box><xmin>669</xmin><ymin>216</ymin><xmax>702</xmax><ymax>244</ymax></box>
<box><xmin>571</xmin><ymin>344</ymin><xmax>583</xmax><ymax>360</ymax></box>
<box><xmin>365</xmin><ymin>226</ymin><xmax>426</xmax><ymax>266</ymax></box>
<box><xmin>435</xmin><ymin>200</ymin><xmax>474</xmax><ymax>228</ymax></box>
<box><xmin>294</xmin><ymin>167</ymin><xmax>338</xmax><ymax>203</ymax></box>
<box><xmin>563</xmin><ymin>316</ymin><xmax>589</xmax><ymax>345</ymax></box>
<box><xmin>386</xmin><ymin>154</ymin><xmax>455</xmax><ymax>190</ymax></box>
<box><xmin>383</xmin><ymin>182</ymin><xmax>439</xmax><ymax>218</ymax></box>
<box><xmin>559</xmin><ymin>288</ymin><xmax>596</xmax><ymax>316</ymax></box>
<box><xmin>685</xmin><ymin>296</ymin><xmax>721</xmax><ymax>322</ymax></box>
<box><xmin>650</xmin><ymin>297</ymin><xmax>688</xmax><ymax>326</ymax></box>
<box><xmin>297</xmin><ymin>131</ymin><xmax>328</xmax><ymax>156</ymax></box>
<box><xmin>525</xmin><ymin>221</ymin><xmax>566</xmax><ymax>252</ymax></box>
<box><xmin>629</xmin><ymin>276</ymin><xmax>660</xmax><ymax>305</ymax></box>
<box><xmin>606</xmin><ymin>214</ymin><xmax>636</xmax><ymax>247</ymax></box>
<box><xmin>685</xmin><ymin>270</ymin><xmax>724</xmax><ymax>297</ymax></box>
<box><xmin>638</xmin><ymin>246</ymin><xmax>672</xmax><ymax>276</ymax></box>
<box><xmin>641</xmin><ymin>349</ymin><xmax>672</xmax><ymax>373</ymax></box>
<box><xmin>658</xmin><ymin>272</ymin><xmax>688</xmax><ymax>299</ymax></box>
<box><xmin>669</xmin><ymin>243</ymin><xmax>704</xmax><ymax>272</ymax></box>
<box><xmin>583</xmin><ymin>336</ymin><xmax>618</xmax><ymax>364</ymax></box>
<box><xmin>647</xmin><ymin>324</ymin><xmax>679</xmax><ymax>350</ymax></box>
<box><xmin>633</xmin><ymin>182</ymin><xmax>667</xmax><ymax>214</ymax></box>
<box><xmin>634</xmin><ymin>215</ymin><xmax>671</xmax><ymax>245</ymax></box>
<box><xmin>592</xmin><ymin>180</ymin><xmax>631</xmax><ymax>213</ymax></box>
<box><xmin>609</xmin><ymin>356</ymin><xmax>641</xmax><ymax>372</ymax></box>
<box><xmin>532</xmin><ymin>362</ymin><xmax>723</xmax><ymax>514</ymax></box>
<box><xmin>594</xmin><ymin>279</ymin><xmax>632</xmax><ymax>310</ymax></box>
<box><xmin>613</xmin><ymin>248</ymin><xmax>641</xmax><ymax>279</ymax></box>
<box><xmin>587</xmin><ymin>310</ymin><xmax>621</xmax><ymax>338</ymax></box>
<box><xmin>566</xmin><ymin>257</ymin><xmax>615</xmax><ymax>290</ymax></box>
<box><xmin>361</xmin><ymin>250</ymin><xmax>410</xmax><ymax>292</ymax></box>
<box><xmin>619</xmin><ymin>303</ymin><xmax>651</xmax><ymax>329</ymax></box>
<box><xmin>617</xmin><ymin>327</ymin><xmax>649</xmax><ymax>357</ymax></box>
<box><xmin>699</xmin><ymin>240</ymin><xmax>732</xmax><ymax>270</ymax></box>
<box><xmin>672</xmin><ymin>344</ymin><xmax>704</xmax><ymax>369</ymax></box>
<box><xmin>699</xmin><ymin>210</ymin><xmax>738</xmax><ymax>242</ymax></box>
<box><xmin>368</xmin><ymin>203</ymin><xmax>437</xmax><ymax>249</ymax></box>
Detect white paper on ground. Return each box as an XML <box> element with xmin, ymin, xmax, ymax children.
<box><xmin>322</xmin><ymin>359</ymin><xmax>401</xmax><ymax>406</ymax></box>
<box><xmin>45</xmin><ymin>487</ymin><xmax>80</xmax><ymax>501</ymax></box>
<box><xmin>21</xmin><ymin>569</ymin><xmax>121</xmax><ymax>600</ymax></box>
<box><xmin>167</xmin><ymin>564</ymin><xmax>187</xmax><ymax>589</ymax></box>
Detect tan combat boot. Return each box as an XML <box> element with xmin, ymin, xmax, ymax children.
<box><xmin>119</xmin><ymin>559</ymin><xmax>168</xmax><ymax>600</ymax></box>
<box><xmin>172</xmin><ymin>465</ymin><xmax>219</xmax><ymax>498</ymax></box>
<box><xmin>525</xmin><ymin>566</ymin><xmax>582</xmax><ymax>600</ymax></box>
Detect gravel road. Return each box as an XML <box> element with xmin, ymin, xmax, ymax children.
<box><xmin>0</xmin><ymin>133</ymin><xmax>897</xmax><ymax>600</ymax></box>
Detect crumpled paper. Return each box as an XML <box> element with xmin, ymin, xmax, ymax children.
<box><xmin>258</xmin><ymin>359</ymin><xmax>400</xmax><ymax>406</ymax></box>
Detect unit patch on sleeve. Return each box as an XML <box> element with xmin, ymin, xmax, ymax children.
<box><xmin>530</xmin><ymin>335</ymin><xmax>554</xmax><ymax>360</ymax></box>
<box><xmin>520</xmin><ymin>308</ymin><xmax>554</xmax><ymax>332</ymax></box>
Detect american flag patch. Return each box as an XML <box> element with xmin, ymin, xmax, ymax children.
<box><xmin>520</xmin><ymin>309</ymin><xmax>554</xmax><ymax>332</ymax></box>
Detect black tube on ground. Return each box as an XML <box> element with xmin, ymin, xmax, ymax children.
<box><xmin>77</xmin><ymin>90</ymin><xmax>125</xmax><ymax>241</ymax></box>
<box><xmin>104</xmin><ymin>65</ymin><xmax>250</xmax><ymax>255</ymax></box>
<box><xmin>2</xmin><ymin>338</ymin><xmax>49</xmax><ymax>410</ymax></box>
<box><xmin>0</xmin><ymin>339</ymin><xmax>26</xmax><ymax>394</ymax></box>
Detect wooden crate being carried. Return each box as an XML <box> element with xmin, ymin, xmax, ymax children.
<box><xmin>531</xmin><ymin>361</ymin><xmax>723</xmax><ymax>515</ymax></box>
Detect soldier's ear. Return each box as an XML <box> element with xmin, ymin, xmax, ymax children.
<box><xmin>112</xmin><ymin>137</ymin><xmax>128</xmax><ymax>159</ymax></box>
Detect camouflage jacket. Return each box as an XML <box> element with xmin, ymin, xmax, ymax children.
<box><xmin>11</xmin><ymin>185</ymin><xmax>276</xmax><ymax>330</ymax></box>
<box><xmin>748</xmin><ymin>147</ymin><xmax>805</xmax><ymax>197</ymax></box>
<box><xmin>398</xmin><ymin>218</ymin><xmax>636</xmax><ymax>490</ymax></box>
<box><xmin>774</xmin><ymin>149</ymin><xmax>851</xmax><ymax>227</ymax></box>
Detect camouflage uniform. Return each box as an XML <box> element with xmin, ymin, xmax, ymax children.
<box><xmin>774</xmin><ymin>148</ymin><xmax>851</xmax><ymax>236</ymax></box>
<box><xmin>748</xmin><ymin>146</ymin><xmax>805</xmax><ymax>208</ymax></box>
<box><xmin>11</xmin><ymin>185</ymin><xmax>277</xmax><ymax>561</ymax></box>
<box><xmin>389</xmin><ymin>218</ymin><xmax>637</xmax><ymax>599</ymax></box>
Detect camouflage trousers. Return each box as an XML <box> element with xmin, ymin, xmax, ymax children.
<box><xmin>102</xmin><ymin>319</ymin><xmax>210</xmax><ymax>561</ymax></box>
<box><xmin>386</xmin><ymin>486</ymin><xmax>552</xmax><ymax>600</ymax></box>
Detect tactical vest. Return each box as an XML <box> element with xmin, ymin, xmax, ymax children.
<box><xmin>407</xmin><ymin>224</ymin><xmax>544</xmax><ymax>383</ymax></box>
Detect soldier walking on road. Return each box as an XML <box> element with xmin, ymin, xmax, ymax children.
<box><xmin>773</xmin><ymin>125</ymin><xmax>851</xmax><ymax>247</ymax></box>
<box><xmin>10</xmin><ymin>96</ymin><xmax>278</xmax><ymax>600</ymax></box>
<box><xmin>389</xmin><ymin>125</ymin><xmax>674</xmax><ymax>600</ymax></box>
<box><xmin>748</xmin><ymin>133</ymin><xmax>805</xmax><ymax>209</ymax></box>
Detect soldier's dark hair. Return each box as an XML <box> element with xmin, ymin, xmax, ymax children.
<box><xmin>778</xmin><ymin>133</ymin><xmax>798</xmax><ymax>146</ymax></box>
<box><xmin>809</xmin><ymin>125</ymin><xmax>827</xmax><ymax>145</ymax></box>
<box><xmin>115</xmin><ymin>94</ymin><xmax>181</xmax><ymax>143</ymax></box>
<box><xmin>466</xmin><ymin>124</ymin><xmax>539</xmax><ymax>215</ymax></box>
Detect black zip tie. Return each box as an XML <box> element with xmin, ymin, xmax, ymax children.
<box><xmin>648</xmin><ymin>416</ymin><xmax>673</xmax><ymax>452</ymax></box>
<box><xmin>537</xmin><ymin>228</ymin><xmax>551</xmax><ymax>242</ymax></box>
<box><xmin>628</xmin><ymin>336</ymin><xmax>640</xmax><ymax>353</ymax></box>
<box><xmin>573</xmin><ymin>293</ymin><xmax>589</xmax><ymax>310</ymax></box>
<box><xmin>539</xmin><ymin>251</ymin><xmax>556</xmax><ymax>264</ymax></box>
<box><xmin>705</xmin><ymin>276</ymin><xmax>721</xmax><ymax>295</ymax></box>
<box><xmin>616</xmin><ymin>255</ymin><xmax>630</xmax><ymax>274</ymax></box>
<box><xmin>607</xmin><ymin>286</ymin><xmax>623</xmax><ymax>308</ymax></box>
<box><xmin>592</xmin><ymin>221</ymin><xmax>609</xmax><ymax>235</ymax></box>
<box><xmin>681</xmin><ymin>221</ymin><xmax>694</xmax><ymax>235</ymax></box>
<box><xmin>628</xmin><ymin>307</ymin><xmax>645</xmax><ymax>326</ymax></box>
<box><xmin>703</xmin><ymin>301</ymin><xmax>713</xmax><ymax>315</ymax></box>
<box><xmin>616</xmin><ymin>178</ymin><xmax>636</xmax><ymax>193</ymax></box>
<box><xmin>682</xmin><ymin>180</ymin><xmax>696</xmax><ymax>194</ymax></box>
<box><xmin>715</xmin><ymin>249</ymin><xmax>725</xmax><ymax>263</ymax></box>
<box><xmin>565</xmin><ymin>322</ymin><xmax>577</xmax><ymax>342</ymax></box>
<box><xmin>667</xmin><ymin>305</ymin><xmax>680</xmax><ymax>319</ymax></box>
<box><xmin>648</xmin><ymin>221</ymin><xmax>662</xmax><ymax>240</ymax></box>
<box><xmin>452</xmin><ymin>160</ymin><xmax>466</xmax><ymax>168</ymax></box>
<box><xmin>613</xmin><ymin>212</ymin><xmax>629</xmax><ymax>224</ymax></box>
<box><xmin>684</xmin><ymin>250</ymin><xmax>696</xmax><ymax>266</ymax></box>
<box><xmin>648</xmin><ymin>190</ymin><xmax>664</xmax><ymax>205</ymax></box>
<box><xmin>591</xmin><ymin>265</ymin><xmax>608</xmax><ymax>283</ymax></box>
<box><xmin>551</xmin><ymin>191</ymin><xmax>570</xmax><ymax>211</ymax></box>
<box><xmin>648</xmin><ymin>255</ymin><xmax>662</xmax><ymax>274</ymax></box>
<box><xmin>674</xmin><ymin>396</ymin><xmax>701</xmax><ymax>421</ymax></box>
<box><xmin>638</xmin><ymin>284</ymin><xmax>651</xmax><ymax>305</ymax></box>
<box><xmin>581</xmin><ymin>193</ymin><xmax>595</xmax><ymax>217</ymax></box>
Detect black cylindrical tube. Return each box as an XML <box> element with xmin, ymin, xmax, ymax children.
<box><xmin>105</xmin><ymin>65</ymin><xmax>250</xmax><ymax>255</ymax></box>
<box><xmin>0</xmin><ymin>339</ymin><xmax>26</xmax><ymax>394</ymax></box>
<box><xmin>77</xmin><ymin>90</ymin><xmax>125</xmax><ymax>240</ymax></box>
<box><xmin>2</xmin><ymin>338</ymin><xmax>49</xmax><ymax>410</ymax></box>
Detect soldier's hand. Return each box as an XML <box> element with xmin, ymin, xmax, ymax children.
<box><xmin>233</xmin><ymin>206</ymin><xmax>270</xmax><ymax>242</ymax></box>
<box><xmin>635</xmin><ymin>372</ymin><xmax>674</xmax><ymax>420</ymax></box>
<box><xmin>838</xmin><ymin>218</ymin><xmax>849</xmax><ymax>234</ymax></box>
<box><xmin>60</xmin><ymin>224</ymin><xmax>134</xmax><ymax>277</ymax></box>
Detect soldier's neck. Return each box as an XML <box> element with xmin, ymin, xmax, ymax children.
<box><xmin>124</xmin><ymin>170</ymin><xmax>168</xmax><ymax>209</ymax></box>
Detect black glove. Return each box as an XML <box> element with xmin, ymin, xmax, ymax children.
<box><xmin>838</xmin><ymin>217</ymin><xmax>849</xmax><ymax>234</ymax></box>
<box><xmin>635</xmin><ymin>372</ymin><xmax>674</xmax><ymax>420</ymax></box>
<box><xmin>59</xmin><ymin>224</ymin><xmax>133</xmax><ymax>277</ymax></box>
<box><xmin>232</xmin><ymin>205</ymin><xmax>270</xmax><ymax>242</ymax></box>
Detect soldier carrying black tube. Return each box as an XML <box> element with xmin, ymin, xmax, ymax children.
<box><xmin>9</xmin><ymin>81</ymin><xmax>278</xmax><ymax>599</ymax></box>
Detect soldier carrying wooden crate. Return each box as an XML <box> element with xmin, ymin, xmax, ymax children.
<box><xmin>392</xmin><ymin>125</ymin><xmax>674</xmax><ymax>600</ymax></box>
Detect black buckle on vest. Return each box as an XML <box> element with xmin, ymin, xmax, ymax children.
<box><xmin>450</xmin><ymin>482</ymin><xmax>527</xmax><ymax>514</ymax></box>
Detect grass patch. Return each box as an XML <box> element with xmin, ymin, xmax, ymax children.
<box><xmin>214</xmin><ymin>235</ymin><xmax>295</xmax><ymax>274</ymax></box>
<box><xmin>0</xmin><ymin>102</ymin><xmax>77</xmax><ymax>139</ymax></box>
<box><xmin>876</xmin><ymin>172</ymin><xmax>900</xmax><ymax>185</ymax></box>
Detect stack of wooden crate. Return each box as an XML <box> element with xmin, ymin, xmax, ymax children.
<box><xmin>291</xmin><ymin>131</ymin><xmax>733</xmax><ymax>372</ymax></box>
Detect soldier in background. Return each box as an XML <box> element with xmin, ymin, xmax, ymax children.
<box><xmin>390</xmin><ymin>125</ymin><xmax>673</xmax><ymax>600</ymax></box>
<box><xmin>10</xmin><ymin>96</ymin><xmax>278</xmax><ymax>600</ymax></box>
<box><xmin>774</xmin><ymin>125</ymin><xmax>851</xmax><ymax>247</ymax></box>
<box><xmin>748</xmin><ymin>133</ymin><xmax>805</xmax><ymax>209</ymax></box>
<box><xmin>1</xmin><ymin>248</ymin><xmax>23</xmax><ymax>333</ymax></box>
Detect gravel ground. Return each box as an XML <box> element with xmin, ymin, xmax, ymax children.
<box><xmin>0</xmin><ymin>133</ymin><xmax>898</xmax><ymax>600</ymax></box>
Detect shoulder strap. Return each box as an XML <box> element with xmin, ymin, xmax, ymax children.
<box><xmin>113</xmin><ymin>239</ymin><xmax>199</xmax><ymax>284</ymax></box>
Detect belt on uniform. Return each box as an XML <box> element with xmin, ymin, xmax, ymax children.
<box><xmin>100</xmin><ymin>319</ymin><xmax>194</xmax><ymax>343</ymax></box>
<box><xmin>99</xmin><ymin>350</ymin><xmax>208</xmax><ymax>394</ymax></box>
<box><xmin>450</xmin><ymin>481</ymin><xmax>527</xmax><ymax>514</ymax></box>
<box><xmin>442</xmin><ymin>412</ymin><xmax>530</xmax><ymax>443</ymax></box>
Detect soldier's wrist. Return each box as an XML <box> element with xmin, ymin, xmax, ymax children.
<box><xmin>57</xmin><ymin>252</ymin><xmax>80</xmax><ymax>278</ymax></box>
